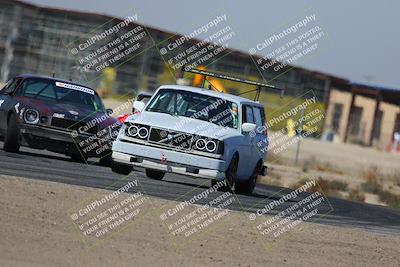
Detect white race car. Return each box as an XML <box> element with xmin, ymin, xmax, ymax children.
<box><xmin>111</xmin><ymin>84</ymin><xmax>269</xmax><ymax>194</ymax></box>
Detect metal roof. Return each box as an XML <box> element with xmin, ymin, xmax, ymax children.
<box><xmin>349</xmin><ymin>81</ymin><xmax>400</xmax><ymax>106</ymax></box>
<box><xmin>350</xmin><ymin>81</ymin><xmax>400</xmax><ymax>93</ymax></box>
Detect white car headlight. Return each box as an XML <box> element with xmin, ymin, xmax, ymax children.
<box><xmin>138</xmin><ymin>127</ymin><xmax>149</xmax><ymax>139</ymax></box>
<box><xmin>206</xmin><ymin>140</ymin><xmax>217</xmax><ymax>153</ymax></box>
<box><xmin>193</xmin><ymin>136</ymin><xmax>224</xmax><ymax>154</ymax></box>
<box><xmin>195</xmin><ymin>138</ymin><xmax>207</xmax><ymax>150</ymax></box>
<box><xmin>24</xmin><ymin>109</ymin><xmax>40</xmax><ymax>124</ymax></box>
<box><xmin>125</xmin><ymin>123</ymin><xmax>150</xmax><ymax>140</ymax></box>
<box><xmin>127</xmin><ymin>125</ymin><xmax>139</xmax><ymax>137</ymax></box>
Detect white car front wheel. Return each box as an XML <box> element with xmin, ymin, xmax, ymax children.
<box><xmin>213</xmin><ymin>153</ymin><xmax>238</xmax><ymax>192</ymax></box>
<box><xmin>236</xmin><ymin>161</ymin><xmax>261</xmax><ymax>195</ymax></box>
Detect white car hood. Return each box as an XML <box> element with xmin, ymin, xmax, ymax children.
<box><xmin>126</xmin><ymin>111</ymin><xmax>239</xmax><ymax>139</ymax></box>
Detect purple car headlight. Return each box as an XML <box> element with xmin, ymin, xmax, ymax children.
<box><xmin>24</xmin><ymin>109</ymin><xmax>40</xmax><ymax>124</ymax></box>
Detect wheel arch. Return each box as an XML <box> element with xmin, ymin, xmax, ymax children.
<box><xmin>226</xmin><ymin>150</ymin><xmax>239</xmax><ymax>171</ymax></box>
<box><xmin>7</xmin><ymin>110</ymin><xmax>16</xmax><ymax>124</ymax></box>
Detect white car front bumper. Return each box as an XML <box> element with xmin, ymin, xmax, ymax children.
<box><xmin>112</xmin><ymin>140</ymin><xmax>226</xmax><ymax>180</ymax></box>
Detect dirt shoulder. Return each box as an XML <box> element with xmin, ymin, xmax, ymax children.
<box><xmin>260</xmin><ymin>138</ymin><xmax>400</xmax><ymax>207</ymax></box>
<box><xmin>0</xmin><ymin>175</ymin><xmax>399</xmax><ymax>267</ymax></box>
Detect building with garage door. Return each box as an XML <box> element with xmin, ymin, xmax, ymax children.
<box><xmin>325</xmin><ymin>81</ymin><xmax>400</xmax><ymax>150</ymax></box>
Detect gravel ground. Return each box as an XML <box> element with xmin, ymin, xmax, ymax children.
<box><xmin>1</xmin><ymin>175</ymin><xmax>399</xmax><ymax>267</ymax></box>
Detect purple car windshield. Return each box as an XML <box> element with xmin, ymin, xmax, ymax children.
<box><xmin>17</xmin><ymin>78</ymin><xmax>105</xmax><ymax>112</ymax></box>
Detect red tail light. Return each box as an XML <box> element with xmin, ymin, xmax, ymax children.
<box><xmin>117</xmin><ymin>114</ymin><xmax>129</xmax><ymax>123</ymax></box>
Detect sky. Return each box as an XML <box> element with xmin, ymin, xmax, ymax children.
<box><xmin>24</xmin><ymin>0</ymin><xmax>400</xmax><ymax>88</ymax></box>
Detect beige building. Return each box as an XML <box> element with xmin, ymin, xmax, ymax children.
<box><xmin>325</xmin><ymin>82</ymin><xmax>400</xmax><ymax>150</ymax></box>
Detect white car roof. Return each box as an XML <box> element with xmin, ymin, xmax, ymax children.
<box><xmin>158</xmin><ymin>85</ymin><xmax>263</xmax><ymax>107</ymax></box>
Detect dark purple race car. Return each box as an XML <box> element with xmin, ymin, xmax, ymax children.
<box><xmin>0</xmin><ymin>74</ymin><xmax>121</xmax><ymax>165</ymax></box>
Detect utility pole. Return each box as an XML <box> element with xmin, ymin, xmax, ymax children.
<box><xmin>294</xmin><ymin>106</ymin><xmax>305</xmax><ymax>166</ymax></box>
<box><xmin>295</xmin><ymin>84</ymin><xmax>305</xmax><ymax>166</ymax></box>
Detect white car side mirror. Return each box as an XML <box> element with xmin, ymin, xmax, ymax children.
<box><xmin>242</xmin><ymin>122</ymin><xmax>256</xmax><ymax>133</ymax></box>
<box><xmin>132</xmin><ymin>100</ymin><xmax>145</xmax><ymax>113</ymax></box>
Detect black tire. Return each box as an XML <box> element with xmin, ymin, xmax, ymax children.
<box><xmin>3</xmin><ymin>113</ymin><xmax>21</xmax><ymax>153</ymax></box>
<box><xmin>145</xmin><ymin>169</ymin><xmax>165</xmax><ymax>180</ymax></box>
<box><xmin>70</xmin><ymin>153</ymin><xmax>87</xmax><ymax>163</ymax></box>
<box><xmin>99</xmin><ymin>154</ymin><xmax>112</xmax><ymax>167</ymax></box>
<box><xmin>236</xmin><ymin>161</ymin><xmax>261</xmax><ymax>195</ymax></box>
<box><xmin>111</xmin><ymin>161</ymin><xmax>132</xmax><ymax>175</ymax></box>
<box><xmin>216</xmin><ymin>153</ymin><xmax>238</xmax><ymax>192</ymax></box>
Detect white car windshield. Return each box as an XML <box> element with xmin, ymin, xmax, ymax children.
<box><xmin>146</xmin><ymin>89</ymin><xmax>239</xmax><ymax>129</ymax></box>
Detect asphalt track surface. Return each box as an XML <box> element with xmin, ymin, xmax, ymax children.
<box><xmin>1</xmin><ymin>142</ymin><xmax>400</xmax><ymax>236</ymax></box>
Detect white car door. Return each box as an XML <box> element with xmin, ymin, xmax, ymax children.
<box><xmin>252</xmin><ymin>106</ymin><xmax>267</xmax><ymax>163</ymax></box>
<box><xmin>237</xmin><ymin>104</ymin><xmax>256</xmax><ymax>179</ymax></box>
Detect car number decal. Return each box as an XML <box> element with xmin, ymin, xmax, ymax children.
<box><xmin>53</xmin><ymin>113</ymin><xmax>65</xmax><ymax>119</ymax></box>
<box><xmin>55</xmin><ymin>81</ymin><xmax>94</xmax><ymax>95</ymax></box>
<box><xmin>160</xmin><ymin>151</ymin><xmax>167</xmax><ymax>163</ymax></box>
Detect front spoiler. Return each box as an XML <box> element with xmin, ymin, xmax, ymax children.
<box><xmin>20</xmin><ymin>124</ymin><xmax>111</xmax><ymax>157</ymax></box>
<box><xmin>21</xmin><ymin>124</ymin><xmax>89</xmax><ymax>143</ymax></box>
<box><xmin>112</xmin><ymin>151</ymin><xmax>226</xmax><ymax>180</ymax></box>
<box><xmin>112</xmin><ymin>139</ymin><xmax>227</xmax><ymax>180</ymax></box>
